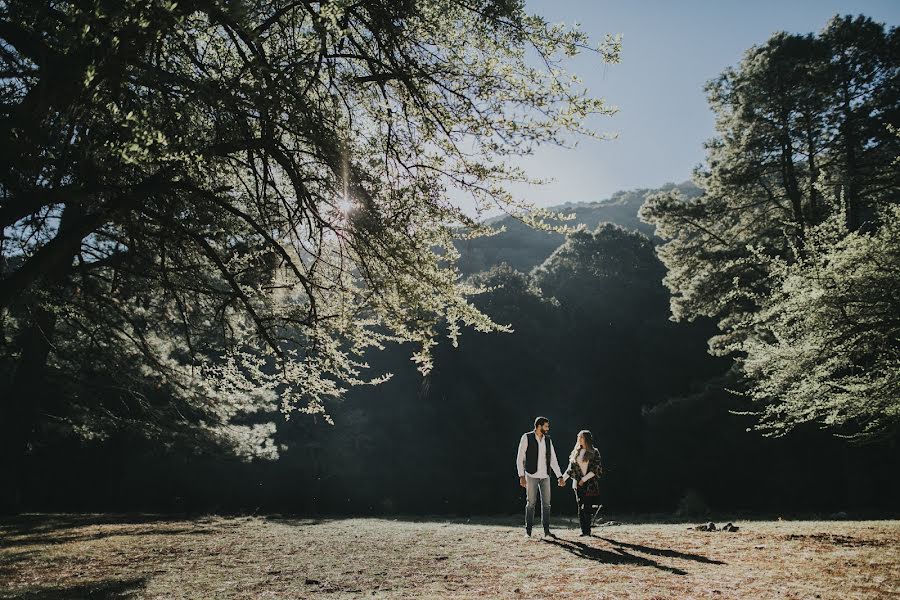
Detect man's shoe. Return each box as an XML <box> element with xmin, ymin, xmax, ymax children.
<box><xmin>524</xmin><ymin>529</ymin><xmax>532</xmax><ymax>538</ymax></box>
<box><xmin>541</xmin><ymin>530</ymin><xmax>555</xmax><ymax>540</ymax></box>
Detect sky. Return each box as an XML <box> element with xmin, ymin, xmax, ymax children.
<box><xmin>499</xmin><ymin>0</ymin><xmax>900</xmax><ymax>209</ymax></box>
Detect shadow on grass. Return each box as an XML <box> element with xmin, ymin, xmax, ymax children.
<box><xmin>2</xmin><ymin>513</ymin><xmax>172</xmax><ymax>530</ymax></box>
<box><xmin>1</xmin><ymin>577</ymin><xmax>146</xmax><ymax>599</ymax></box>
<box><xmin>0</xmin><ymin>549</ymin><xmax>39</xmax><ymax>584</ymax></box>
<box><xmin>544</xmin><ymin>537</ymin><xmax>690</xmax><ymax>575</ymax></box>
<box><xmin>596</xmin><ymin>536</ymin><xmax>727</xmax><ymax>565</ymax></box>
<box><xmin>0</xmin><ymin>514</ymin><xmax>217</xmax><ymax>549</ymax></box>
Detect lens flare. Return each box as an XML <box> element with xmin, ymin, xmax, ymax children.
<box><xmin>336</xmin><ymin>195</ymin><xmax>354</xmax><ymax>215</ymax></box>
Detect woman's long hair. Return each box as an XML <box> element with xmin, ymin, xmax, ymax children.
<box><xmin>569</xmin><ymin>429</ymin><xmax>595</xmax><ymax>464</ymax></box>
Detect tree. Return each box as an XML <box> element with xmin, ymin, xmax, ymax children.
<box><xmin>453</xmin><ymin>182</ymin><xmax>703</xmax><ymax>276</ymax></box>
<box><xmin>532</xmin><ymin>223</ymin><xmax>667</xmax><ymax>328</ymax></box>
<box><xmin>531</xmin><ymin>225</ymin><xmax>668</xmax><ymax>452</ymax></box>
<box><xmin>0</xmin><ymin>0</ymin><xmax>620</xmax><ymax>510</ymax></box>
<box><xmin>528</xmin><ymin>224</ymin><xmax>725</xmax><ymax>506</ymax></box>
<box><xmin>640</xmin><ymin>15</ymin><xmax>899</xmax><ymax>439</ymax></box>
<box><xmin>741</xmin><ymin>202</ymin><xmax>900</xmax><ymax>439</ymax></box>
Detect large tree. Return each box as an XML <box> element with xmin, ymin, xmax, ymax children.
<box><xmin>0</xmin><ymin>0</ymin><xmax>619</xmax><ymax>510</ymax></box>
<box><xmin>640</xmin><ymin>15</ymin><xmax>899</xmax><ymax>439</ymax></box>
<box><xmin>740</xmin><ymin>203</ymin><xmax>900</xmax><ymax>439</ymax></box>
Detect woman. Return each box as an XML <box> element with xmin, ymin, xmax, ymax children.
<box><xmin>563</xmin><ymin>430</ymin><xmax>603</xmax><ymax>536</ymax></box>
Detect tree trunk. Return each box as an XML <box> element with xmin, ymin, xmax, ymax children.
<box><xmin>840</xmin><ymin>80</ymin><xmax>861</xmax><ymax>231</ymax></box>
<box><xmin>779</xmin><ymin>110</ymin><xmax>806</xmax><ymax>250</ymax></box>
<box><xmin>804</xmin><ymin>111</ymin><xmax>820</xmax><ymax>223</ymax></box>
<box><xmin>0</xmin><ymin>202</ymin><xmax>82</xmax><ymax>514</ymax></box>
<box><xmin>0</xmin><ymin>305</ymin><xmax>56</xmax><ymax>514</ymax></box>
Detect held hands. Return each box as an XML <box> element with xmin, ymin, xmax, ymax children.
<box><xmin>557</xmin><ymin>477</ymin><xmax>565</xmax><ymax>487</ymax></box>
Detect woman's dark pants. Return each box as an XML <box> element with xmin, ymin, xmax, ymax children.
<box><xmin>576</xmin><ymin>493</ymin><xmax>597</xmax><ymax>535</ymax></box>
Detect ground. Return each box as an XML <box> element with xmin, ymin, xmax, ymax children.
<box><xmin>1</xmin><ymin>515</ymin><xmax>897</xmax><ymax>599</ymax></box>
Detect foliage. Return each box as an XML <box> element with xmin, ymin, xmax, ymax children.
<box><xmin>532</xmin><ymin>223</ymin><xmax>666</xmax><ymax>323</ymax></box>
<box><xmin>455</xmin><ymin>181</ymin><xmax>701</xmax><ymax>275</ymax></box>
<box><xmin>741</xmin><ymin>203</ymin><xmax>900</xmax><ymax>439</ymax></box>
<box><xmin>0</xmin><ymin>0</ymin><xmax>620</xmax><ymax>459</ymax></box>
<box><xmin>16</xmin><ymin>194</ymin><xmax>900</xmax><ymax>515</ymax></box>
<box><xmin>640</xmin><ymin>15</ymin><xmax>899</xmax><ymax>439</ymax></box>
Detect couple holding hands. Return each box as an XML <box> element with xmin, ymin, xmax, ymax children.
<box><xmin>515</xmin><ymin>416</ymin><xmax>602</xmax><ymax>539</ymax></box>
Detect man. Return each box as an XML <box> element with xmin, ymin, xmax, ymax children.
<box><xmin>515</xmin><ymin>416</ymin><xmax>564</xmax><ymax>538</ymax></box>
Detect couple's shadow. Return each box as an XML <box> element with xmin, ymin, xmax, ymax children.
<box><xmin>544</xmin><ymin>535</ymin><xmax>726</xmax><ymax>576</ymax></box>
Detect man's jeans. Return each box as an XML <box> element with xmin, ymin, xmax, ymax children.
<box><xmin>525</xmin><ymin>476</ymin><xmax>551</xmax><ymax>534</ymax></box>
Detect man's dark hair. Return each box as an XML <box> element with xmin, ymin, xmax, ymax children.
<box><xmin>534</xmin><ymin>416</ymin><xmax>549</xmax><ymax>428</ymax></box>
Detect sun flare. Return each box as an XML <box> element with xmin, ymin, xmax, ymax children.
<box><xmin>336</xmin><ymin>195</ymin><xmax>355</xmax><ymax>215</ymax></box>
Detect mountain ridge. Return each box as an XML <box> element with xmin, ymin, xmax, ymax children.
<box><xmin>456</xmin><ymin>180</ymin><xmax>702</xmax><ymax>275</ymax></box>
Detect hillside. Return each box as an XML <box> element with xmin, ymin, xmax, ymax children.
<box><xmin>455</xmin><ymin>181</ymin><xmax>702</xmax><ymax>275</ymax></box>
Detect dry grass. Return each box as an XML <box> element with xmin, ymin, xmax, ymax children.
<box><xmin>1</xmin><ymin>514</ymin><xmax>898</xmax><ymax>599</ymax></box>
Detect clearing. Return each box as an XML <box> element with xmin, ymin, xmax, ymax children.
<box><xmin>1</xmin><ymin>515</ymin><xmax>898</xmax><ymax>599</ymax></box>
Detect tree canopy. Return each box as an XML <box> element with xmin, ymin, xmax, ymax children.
<box><xmin>641</xmin><ymin>15</ymin><xmax>899</xmax><ymax>440</ymax></box>
<box><xmin>0</xmin><ymin>0</ymin><xmax>619</xmax><ymax>509</ymax></box>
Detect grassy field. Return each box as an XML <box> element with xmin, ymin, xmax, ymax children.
<box><xmin>1</xmin><ymin>514</ymin><xmax>897</xmax><ymax>599</ymax></box>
